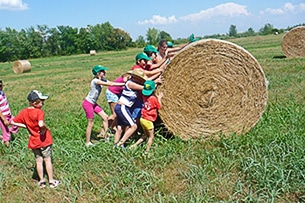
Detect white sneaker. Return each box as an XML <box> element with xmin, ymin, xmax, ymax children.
<box><xmin>85</xmin><ymin>142</ymin><xmax>94</xmax><ymax>147</ymax></box>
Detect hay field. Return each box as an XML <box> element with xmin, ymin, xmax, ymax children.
<box><xmin>1</xmin><ymin>34</ymin><xmax>305</xmax><ymax>202</ymax></box>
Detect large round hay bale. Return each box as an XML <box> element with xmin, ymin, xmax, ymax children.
<box><xmin>157</xmin><ymin>39</ymin><xmax>268</xmax><ymax>140</ymax></box>
<box><xmin>282</xmin><ymin>26</ymin><xmax>305</xmax><ymax>58</ymax></box>
<box><xmin>90</xmin><ymin>50</ymin><xmax>96</xmax><ymax>56</ymax></box>
<box><xmin>12</xmin><ymin>60</ymin><xmax>31</xmax><ymax>74</ymax></box>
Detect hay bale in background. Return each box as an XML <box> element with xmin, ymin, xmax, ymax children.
<box><xmin>12</xmin><ymin>60</ymin><xmax>31</xmax><ymax>74</ymax></box>
<box><xmin>90</xmin><ymin>50</ymin><xmax>96</xmax><ymax>56</ymax></box>
<box><xmin>282</xmin><ymin>26</ymin><xmax>305</xmax><ymax>58</ymax></box>
<box><xmin>157</xmin><ymin>39</ymin><xmax>268</xmax><ymax>140</ymax></box>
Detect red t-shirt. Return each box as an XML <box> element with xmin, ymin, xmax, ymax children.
<box><xmin>141</xmin><ymin>95</ymin><xmax>161</xmax><ymax>121</ymax></box>
<box><xmin>13</xmin><ymin>108</ymin><xmax>53</xmax><ymax>149</ymax></box>
<box><xmin>131</xmin><ymin>64</ymin><xmax>150</xmax><ymax>71</ymax></box>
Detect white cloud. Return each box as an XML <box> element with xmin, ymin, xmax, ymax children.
<box><xmin>0</xmin><ymin>0</ymin><xmax>28</xmax><ymax>10</ymax></box>
<box><xmin>180</xmin><ymin>3</ymin><xmax>250</xmax><ymax>22</ymax></box>
<box><xmin>137</xmin><ymin>15</ymin><xmax>177</xmax><ymax>25</ymax></box>
<box><xmin>260</xmin><ymin>3</ymin><xmax>305</xmax><ymax>15</ymax></box>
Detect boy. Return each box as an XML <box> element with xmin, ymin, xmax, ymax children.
<box><xmin>11</xmin><ymin>90</ymin><xmax>60</xmax><ymax>188</ymax></box>
<box><xmin>0</xmin><ymin>79</ymin><xmax>18</xmax><ymax>147</ymax></box>
<box><xmin>130</xmin><ymin>80</ymin><xmax>163</xmax><ymax>155</ymax></box>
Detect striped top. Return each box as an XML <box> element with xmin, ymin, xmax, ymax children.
<box><xmin>0</xmin><ymin>91</ymin><xmax>12</xmax><ymax>117</ymax></box>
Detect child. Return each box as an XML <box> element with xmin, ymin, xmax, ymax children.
<box><xmin>0</xmin><ymin>79</ymin><xmax>18</xmax><ymax>147</ymax></box>
<box><xmin>130</xmin><ymin>80</ymin><xmax>163</xmax><ymax>155</ymax></box>
<box><xmin>114</xmin><ymin>69</ymin><xmax>145</xmax><ymax>148</ymax></box>
<box><xmin>10</xmin><ymin>90</ymin><xmax>60</xmax><ymax>188</ymax></box>
<box><xmin>82</xmin><ymin>65</ymin><xmax>125</xmax><ymax>147</ymax></box>
<box><xmin>106</xmin><ymin>73</ymin><xmax>131</xmax><ymax>132</ymax></box>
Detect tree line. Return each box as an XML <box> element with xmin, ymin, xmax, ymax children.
<box><xmin>0</xmin><ymin>22</ymin><xmax>303</xmax><ymax>62</ymax></box>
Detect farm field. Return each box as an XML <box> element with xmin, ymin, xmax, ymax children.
<box><xmin>1</xmin><ymin>33</ymin><xmax>305</xmax><ymax>202</ymax></box>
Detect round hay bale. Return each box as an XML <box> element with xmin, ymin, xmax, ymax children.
<box><xmin>282</xmin><ymin>26</ymin><xmax>305</xmax><ymax>58</ymax></box>
<box><xmin>90</xmin><ymin>50</ymin><xmax>96</xmax><ymax>56</ymax></box>
<box><xmin>157</xmin><ymin>39</ymin><xmax>268</xmax><ymax>140</ymax></box>
<box><xmin>12</xmin><ymin>60</ymin><xmax>31</xmax><ymax>74</ymax></box>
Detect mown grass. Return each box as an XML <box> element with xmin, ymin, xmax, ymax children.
<box><xmin>1</xmin><ymin>33</ymin><xmax>305</xmax><ymax>202</ymax></box>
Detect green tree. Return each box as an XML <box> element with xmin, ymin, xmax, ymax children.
<box><xmin>135</xmin><ymin>35</ymin><xmax>146</xmax><ymax>48</ymax></box>
<box><xmin>229</xmin><ymin>25</ymin><xmax>237</xmax><ymax>37</ymax></box>
<box><xmin>107</xmin><ymin>28</ymin><xmax>132</xmax><ymax>50</ymax></box>
<box><xmin>159</xmin><ymin>31</ymin><xmax>172</xmax><ymax>41</ymax></box>
<box><xmin>57</xmin><ymin>25</ymin><xmax>78</xmax><ymax>55</ymax></box>
<box><xmin>259</xmin><ymin>23</ymin><xmax>274</xmax><ymax>35</ymax></box>
<box><xmin>146</xmin><ymin>28</ymin><xmax>160</xmax><ymax>45</ymax></box>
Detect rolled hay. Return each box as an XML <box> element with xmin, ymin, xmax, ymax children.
<box><xmin>90</xmin><ymin>50</ymin><xmax>96</xmax><ymax>56</ymax></box>
<box><xmin>282</xmin><ymin>26</ymin><xmax>305</xmax><ymax>58</ymax></box>
<box><xmin>12</xmin><ymin>60</ymin><xmax>31</xmax><ymax>74</ymax></box>
<box><xmin>157</xmin><ymin>39</ymin><xmax>268</xmax><ymax>140</ymax></box>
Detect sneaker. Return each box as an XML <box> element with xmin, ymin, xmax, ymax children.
<box><xmin>38</xmin><ymin>181</ymin><xmax>46</xmax><ymax>189</ymax></box>
<box><xmin>49</xmin><ymin>180</ymin><xmax>61</xmax><ymax>188</ymax></box>
<box><xmin>85</xmin><ymin>142</ymin><xmax>94</xmax><ymax>147</ymax></box>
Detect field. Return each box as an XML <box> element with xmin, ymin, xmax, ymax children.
<box><xmin>1</xmin><ymin>34</ymin><xmax>305</xmax><ymax>202</ymax></box>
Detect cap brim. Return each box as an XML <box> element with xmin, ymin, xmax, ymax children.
<box><xmin>39</xmin><ymin>95</ymin><xmax>49</xmax><ymax>100</ymax></box>
<box><xmin>142</xmin><ymin>89</ymin><xmax>153</xmax><ymax>96</ymax></box>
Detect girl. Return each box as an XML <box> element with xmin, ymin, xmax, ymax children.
<box><xmin>82</xmin><ymin>65</ymin><xmax>125</xmax><ymax>147</ymax></box>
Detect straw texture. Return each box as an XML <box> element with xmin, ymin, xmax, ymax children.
<box><xmin>282</xmin><ymin>26</ymin><xmax>305</xmax><ymax>58</ymax></box>
<box><xmin>157</xmin><ymin>39</ymin><xmax>268</xmax><ymax>140</ymax></box>
<box><xmin>12</xmin><ymin>60</ymin><xmax>31</xmax><ymax>74</ymax></box>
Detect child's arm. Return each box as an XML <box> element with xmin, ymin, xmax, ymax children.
<box><xmin>38</xmin><ymin>120</ymin><xmax>47</xmax><ymax>136</ymax></box>
<box><xmin>0</xmin><ymin>110</ymin><xmax>9</xmax><ymax>126</ymax></box>
<box><xmin>97</xmin><ymin>80</ymin><xmax>125</xmax><ymax>87</ymax></box>
<box><xmin>10</xmin><ymin>120</ymin><xmax>26</xmax><ymax>128</ymax></box>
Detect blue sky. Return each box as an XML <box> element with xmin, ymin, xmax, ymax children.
<box><xmin>0</xmin><ymin>0</ymin><xmax>304</xmax><ymax>40</ymax></box>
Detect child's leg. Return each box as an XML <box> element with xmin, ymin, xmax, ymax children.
<box><xmin>0</xmin><ymin>120</ymin><xmax>11</xmax><ymax>147</ymax></box>
<box><xmin>44</xmin><ymin>156</ymin><xmax>54</xmax><ymax>182</ymax></box>
<box><xmin>97</xmin><ymin>110</ymin><xmax>109</xmax><ymax>137</ymax></box>
<box><xmin>114</xmin><ymin>125</ymin><xmax>123</xmax><ymax>144</ymax></box>
<box><xmin>119</xmin><ymin>124</ymin><xmax>137</xmax><ymax>145</ymax></box>
<box><xmin>85</xmin><ymin>118</ymin><xmax>94</xmax><ymax>144</ymax></box>
<box><xmin>32</xmin><ymin>149</ymin><xmax>45</xmax><ymax>182</ymax></box>
<box><xmin>145</xmin><ymin>128</ymin><xmax>155</xmax><ymax>153</ymax></box>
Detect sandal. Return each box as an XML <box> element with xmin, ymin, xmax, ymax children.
<box><xmin>38</xmin><ymin>181</ymin><xmax>46</xmax><ymax>188</ymax></box>
<box><xmin>49</xmin><ymin>180</ymin><xmax>61</xmax><ymax>188</ymax></box>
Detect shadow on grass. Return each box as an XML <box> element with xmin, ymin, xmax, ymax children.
<box><xmin>273</xmin><ymin>55</ymin><xmax>286</xmax><ymax>59</ymax></box>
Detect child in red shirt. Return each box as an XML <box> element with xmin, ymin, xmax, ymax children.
<box><xmin>11</xmin><ymin>90</ymin><xmax>60</xmax><ymax>188</ymax></box>
<box><xmin>130</xmin><ymin>80</ymin><xmax>163</xmax><ymax>155</ymax></box>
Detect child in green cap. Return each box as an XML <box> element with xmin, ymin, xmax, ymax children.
<box><xmin>82</xmin><ymin>65</ymin><xmax>125</xmax><ymax>147</ymax></box>
<box><xmin>129</xmin><ymin>80</ymin><xmax>163</xmax><ymax>155</ymax></box>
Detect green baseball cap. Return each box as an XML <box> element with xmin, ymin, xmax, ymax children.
<box><xmin>167</xmin><ymin>41</ymin><xmax>173</xmax><ymax>48</ymax></box>
<box><xmin>92</xmin><ymin>65</ymin><xmax>109</xmax><ymax>75</ymax></box>
<box><xmin>142</xmin><ymin>80</ymin><xmax>156</xmax><ymax>96</ymax></box>
<box><xmin>143</xmin><ymin>45</ymin><xmax>158</xmax><ymax>53</ymax></box>
<box><xmin>135</xmin><ymin>52</ymin><xmax>151</xmax><ymax>61</ymax></box>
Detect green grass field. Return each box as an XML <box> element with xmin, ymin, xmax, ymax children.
<box><xmin>1</xmin><ymin>34</ymin><xmax>305</xmax><ymax>202</ymax></box>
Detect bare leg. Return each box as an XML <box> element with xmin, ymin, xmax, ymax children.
<box><xmin>118</xmin><ymin>124</ymin><xmax>137</xmax><ymax>145</ymax></box>
<box><xmin>97</xmin><ymin>110</ymin><xmax>109</xmax><ymax>137</ymax></box>
<box><xmin>145</xmin><ymin>129</ymin><xmax>155</xmax><ymax>153</ymax></box>
<box><xmin>85</xmin><ymin>118</ymin><xmax>94</xmax><ymax>144</ymax></box>
<box><xmin>114</xmin><ymin>125</ymin><xmax>123</xmax><ymax>144</ymax></box>
<box><xmin>36</xmin><ymin>157</ymin><xmax>45</xmax><ymax>182</ymax></box>
<box><xmin>108</xmin><ymin>102</ymin><xmax>117</xmax><ymax>131</ymax></box>
<box><xmin>44</xmin><ymin>157</ymin><xmax>54</xmax><ymax>182</ymax></box>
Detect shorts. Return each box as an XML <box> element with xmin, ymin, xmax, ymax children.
<box><xmin>82</xmin><ymin>99</ymin><xmax>103</xmax><ymax>119</ymax></box>
<box><xmin>106</xmin><ymin>89</ymin><xmax>120</xmax><ymax>103</ymax></box>
<box><xmin>32</xmin><ymin>145</ymin><xmax>53</xmax><ymax>158</ymax></box>
<box><xmin>131</xmin><ymin>99</ymin><xmax>144</xmax><ymax>119</ymax></box>
<box><xmin>140</xmin><ymin>118</ymin><xmax>154</xmax><ymax>130</ymax></box>
<box><xmin>114</xmin><ymin>104</ymin><xmax>135</xmax><ymax>127</ymax></box>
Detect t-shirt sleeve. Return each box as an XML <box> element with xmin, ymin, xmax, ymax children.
<box><xmin>13</xmin><ymin>110</ymin><xmax>25</xmax><ymax>124</ymax></box>
<box><xmin>37</xmin><ymin>109</ymin><xmax>45</xmax><ymax>121</ymax></box>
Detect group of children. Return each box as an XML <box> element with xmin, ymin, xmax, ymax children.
<box><xmin>0</xmin><ymin>34</ymin><xmax>199</xmax><ymax>188</ymax></box>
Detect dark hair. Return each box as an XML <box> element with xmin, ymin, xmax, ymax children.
<box><xmin>157</xmin><ymin>40</ymin><xmax>167</xmax><ymax>51</ymax></box>
<box><xmin>144</xmin><ymin>51</ymin><xmax>154</xmax><ymax>57</ymax></box>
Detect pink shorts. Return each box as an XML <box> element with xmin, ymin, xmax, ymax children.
<box><xmin>82</xmin><ymin>99</ymin><xmax>103</xmax><ymax>119</ymax></box>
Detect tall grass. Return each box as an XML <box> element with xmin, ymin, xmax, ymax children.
<box><xmin>0</xmin><ymin>34</ymin><xmax>305</xmax><ymax>202</ymax></box>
